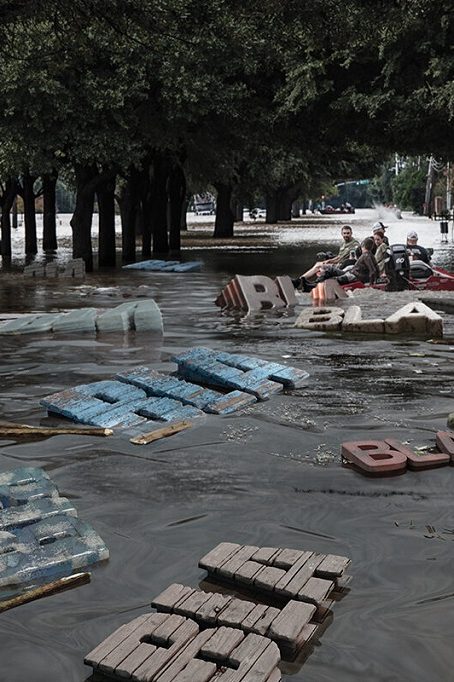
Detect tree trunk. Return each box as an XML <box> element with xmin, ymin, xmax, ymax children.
<box><xmin>180</xmin><ymin>196</ymin><xmax>189</xmax><ymax>231</ymax></box>
<box><xmin>70</xmin><ymin>164</ymin><xmax>97</xmax><ymax>272</ymax></box>
<box><xmin>141</xmin><ymin>193</ymin><xmax>152</xmax><ymax>259</ymax></box>
<box><xmin>214</xmin><ymin>183</ymin><xmax>234</xmax><ymax>237</ymax></box>
<box><xmin>168</xmin><ymin>163</ymin><xmax>186</xmax><ymax>254</ymax></box>
<box><xmin>97</xmin><ymin>175</ymin><xmax>116</xmax><ymax>267</ymax></box>
<box><xmin>12</xmin><ymin>196</ymin><xmax>18</xmax><ymax>229</ymax></box>
<box><xmin>291</xmin><ymin>200</ymin><xmax>301</xmax><ymax>218</ymax></box>
<box><xmin>42</xmin><ymin>172</ymin><xmax>58</xmax><ymax>252</ymax></box>
<box><xmin>1</xmin><ymin>178</ymin><xmax>17</xmax><ymax>266</ymax></box>
<box><xmin>118</xmin><ymin>173</ymin><xmax>138</xmax><ymax>264</ymax></box>
<box><xmin>277</xmin><ymin>190</ymin><xmax>292</xmax><ymax>221</ymax></box>
<box><xmin>265</xmin><ymin>191</ymin><xmax>278</xmax><ymax>224</ymax></box>
<box><xmin>233</xmin><ymin>200</ymin><xmax>243</xmax><ymax>222</ymax></box>
<box><xmin>151</xmin><ymin>153</ymin><xmax>169</xmax><ymax>255</ymax></box>
<box><xmin>23</xmin><ymin>170</ymin><xmax>38</xmax><ymax>255</ymax></box>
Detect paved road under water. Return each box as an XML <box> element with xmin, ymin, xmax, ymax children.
<box><xmin>1</xmin><ymin>210</ymin><xmax>454</xmax><ymax>681</ymax></box>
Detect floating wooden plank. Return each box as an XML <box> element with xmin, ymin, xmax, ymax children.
<box><xmin>217</xmin><ymin>598</ymin><xmax>257</xmax><ymax>627</ymax></box>
<box><xmin>86</xmin><ymin>615</ymin><xmax>282</xmax><ymax>682</ymax></box>
<box><xmin>267</xmin><ymin>600</ymin><xmax>315</xmax><ymax>645</ymax></box>
<box><xmin>199</xmin><ymin>543</ymin><xmax>243</xmax><ymax>573</ymax></box>
<box><xmin>151</xmin><ymin>584</ymin><xmax>194</xmax><ymax>612</ymax></box>
<box><xmin>246</xmin><ymin>607</ymin><xmax>281</xmax><ymax>637</ymax></box>
<box><xmin>195</xmin><ymin>593</ymin><xmax>233</xmax><ymax>625</ymax></box>
<box><xmin>251</xmin><ymin>547</ymin><xmax>281</xmax><ymax>565</ymax></box>
<box><xmin>130</xmin><ymin>421</ymin><xmax>192</xmax><ymax>445</ymax></box>
<box><xmin>200</xmin><ymin>543</ymin><xmax>350</xmax><ymax>619</ymax></box>
<box><xmin>151</xmin><ymin>584</ymin><xmax>313</xmax><ymax>659</ymax></box>
<box><xmin>315</xmin><ymin>554</ymin><xmax>351</xmax><ymax>579</ymax></box>
<box><xmin>0</xmin><ymin>420</ymin><xmax>112</xmax><ymax>439</ymax></box>
<box><xmin>0</xmin><ymin>572</ymin><xmax>90</xmax><ymax>613</ymax></box>
<box><xmin>97</xmin><ymin>613</ymin><xmax>169</xmax><ymax>674</ymax></box>
<box><xmin>200</xmin><ymin>626</ymin><xmax>245</xmax><ymax>660</ymax></box>
<box><xmin>221</xmin><ymin>546</ymin><xmax>260</xmax><ymax>579</ymax></box>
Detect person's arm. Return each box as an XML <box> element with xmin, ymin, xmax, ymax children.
<box><xmin>367</xmin><ymin>253</ymin><xmax>379</xmax><ymax>283</ymax></box>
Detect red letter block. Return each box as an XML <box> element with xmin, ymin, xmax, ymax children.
<box><xmin>384</xmin><ymin>438</ymin><xmax>449</xmax><ymax>470</ymax></box>
<box><xmin>341</xmin><ymin>440</ymin><xmax>407</xmax><ymax>475</ymax></box>
<box><xmin>435</xmin><ymin>431</ymin><xmax>454</xmax><ymax>462</ymax></box>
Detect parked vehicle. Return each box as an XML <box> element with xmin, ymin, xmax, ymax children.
<box><xmin>319</xmin><ymin>203</ymin><xmax>355</xmax><ymax>215</ymax></box>
<box><xmin>193</xmin><ymin>193</ymin><xmax>216</xmax><ymax>215</ymax></box>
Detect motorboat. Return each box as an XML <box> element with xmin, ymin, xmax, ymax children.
<box><xmin>344</xmin><ymin>260</ymin><xmax>454</xmax><ymax>292</ymax></box>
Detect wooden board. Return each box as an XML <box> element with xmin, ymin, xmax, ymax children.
<box><xmin>151</xmin><ymin>584</ymin><xmax>313</xmax><ymax>658</ymax></box>
<box><xmin>85</xmin><ymin>614</ymin><xmax>281</xmax><ymax>682</ymax></box>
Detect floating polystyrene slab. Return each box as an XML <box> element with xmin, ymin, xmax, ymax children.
<box><xmin>115</xmin><ymin>367</ymin><xmax>256</xmax><ymax>414</ymax></box>
<box><xmin>85</xmin><ymin>613</ymin><xmax>281</xmax><ymax>681</ymax></box>
<box><xmin>52</xmin><ymin>308</ymin><xmax>98</xmax><ymax>333</ymax></box>
<box><xmin>0</xmin><ymin>467</ymin><xmax>108</xmax><ymax>593</ymax></box>
<box><xmin>133</xmin><ymin>300</ymin><xmax>164</xmax><ymax>331</ymax></box>
<box><xmin>0</xmin><ymin>514</ymin><xmax>109</xmax><ymax>588</ymax></box>
<box><xmin>0</xmin><ymin>467</ymin><xmax>58</xmax><ymax>507</ymax></box>
<box><xmin>123</xmin><ymin>259</ymin><xmax>202</xmax><ymax>272</ymax></box>
<box><xmin>95</xmin><ymin>302</ymin><xmax>136</xmax><ymax>332</ymax></box>
<box><xmin>40</xmin><ymin>388</ymin><xmax>148</xmax><ymax>427</ymax></box>
<box><xmin>0</xmin><ymin>313</ymin><xmax>61</xmax><ymax>334</ymax></box>
<box><xmin>172</xmin><ymin>348</ymin><xmax>308</xmax><ymax>399</ymax></box>
<box><xmin>41</xmin><ymin>349</ymin><xmax>306</xmax><ymax>429</ymax></box>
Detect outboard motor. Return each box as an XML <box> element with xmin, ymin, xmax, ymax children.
<box><xmin>385</xmin><ymin>244</ymin><xmax>411</xmax><ymax>290</ymax></box>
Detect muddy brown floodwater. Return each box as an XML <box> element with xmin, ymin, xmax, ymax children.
<box><xmin>1</xmin><ymin>211</ymin><xmax>454</xmax><ymax>682</ymax></box>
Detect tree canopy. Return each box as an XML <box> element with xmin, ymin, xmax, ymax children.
<box><xmin>0</xmin><ymin>0</ymin><xmax>452</xmax><ymax>264</ymax></box>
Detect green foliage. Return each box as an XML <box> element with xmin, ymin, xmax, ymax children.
<box><xmin>391</xmin><ymin>162</ymin><xmax>427</xmax><ymax>212</ymax></box>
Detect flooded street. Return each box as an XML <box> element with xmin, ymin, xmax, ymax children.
<box><xmin>1</xmin><ymin>209</ymin><xmax>454</xmax><ymax>682</ymax></box>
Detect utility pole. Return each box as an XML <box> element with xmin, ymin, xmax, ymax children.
<box><xmin>447</xmin><ymin>161</ymin><xmax>452</xmax><ymax>213</ymax></box>
<box><xmin>423</xmin><ymin>156</ymin><xmax>434</xmax><ymax>216</ymax></box>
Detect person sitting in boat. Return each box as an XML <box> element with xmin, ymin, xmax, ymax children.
<box><xmin>406</xmin><ymin>231</ymin><xmax>431</xmax><ymax>264</ymax></box>
<box><xmin>292</xmin><ymin>225</ymin><xmax>361</xmax><ymax>288</ymax></box>
<box><xmin>299</xmin><ymin>237</ymin><xmax>379</xmax><ymax>290</ymax></box>
<box><xmin>373</xmin><ymin>231</ymin><xmax>390</xmax><ymax>277</ymax></box>
<box><xmin>371</xmin><ymin>222</ymin><xmax>390</xmax><ymax>249</ymax></box>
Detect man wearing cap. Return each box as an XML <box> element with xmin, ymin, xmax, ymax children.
<box><xmin>406</xmin><ymin>231</ymin><xmax>431</xmax><ymax>264</ymax></box>
<box><xmin>293</xmin><ymin>225</ymin><xmax>361</xmax><ymax>288</ymax></box>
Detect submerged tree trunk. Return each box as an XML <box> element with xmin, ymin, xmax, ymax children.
<box><xmin>118</xmin><ymin>172</ymin><xmax>138</xmax><ymax>264</ymax></box>
<box><xmin>97</xmin><ymin>175</ymin><xmax>116</xmax><ymax>267</ymax></box>
<box><xmin>12</xmin><ymin>196</ymin><xmax>18</xmax><ymax>229</ymax></box>
<box><xmin>214</xmin><ymin>183</ymin><xmax>234</xmax><ymax>237</ymax></box>
<box><xmin>151</xmin><ymin>153</ymin><xmax>169</xmax><ymax>255</ymax></box>
<box><xmin>277</xmin><ymin>192</ymin><xmax>292</xmax><ymax>221</ymax></box>
<box><xmin>265</xmin><ymin>191</ymin><xmax>278</xmax><ymax>224</ymax></box>
<box><xmin>168</xmin><ymin>163</ymin><xmax>186</xmax><ymax>254</ymax></box>
<box><xmin>70</xmin><ymin>164</ymin><xmax>98</xmax><ymax>272</ymax></box>
<box><xmin>23</xmin><ymin>170</ymin><xmax>38</xmax><ymax>255</ymax></box>
<box><xmin>233</xmin><ymin>200</ymin><xmax>243</xmax><ymax>222</ymax></box>
<box><xmin>0</xmin><ymin>178</ymin><xmax>17</xmax><ymax>266</ymax></box>
<box><xmin>140</xmin><ymin>174</ymin><xmax>153</xmax><ymax>260</ymax></box>
<box><xmin>180</xmin><ymin>196</ymin><xmax>189</xmax><ymax>231</ymax></box>
<box><xmin>42</xmin><ymin>172</ymin><xmax>58</xmax><ymax>252</ymax></box>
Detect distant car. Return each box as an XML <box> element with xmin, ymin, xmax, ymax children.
<box><xmin>319</xmin><ymin>205</ymin><xmax>355</xmax><ymax>215</ymax></box>
<box><xmin>249</xmin><ymin>208</ymin><xmax>266</xmax><ymax>219</ymax></box>
<box><xmin>194</xmin><ymin>202</ymin><xmax>216</xmax><ymax>215</ymax></box>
